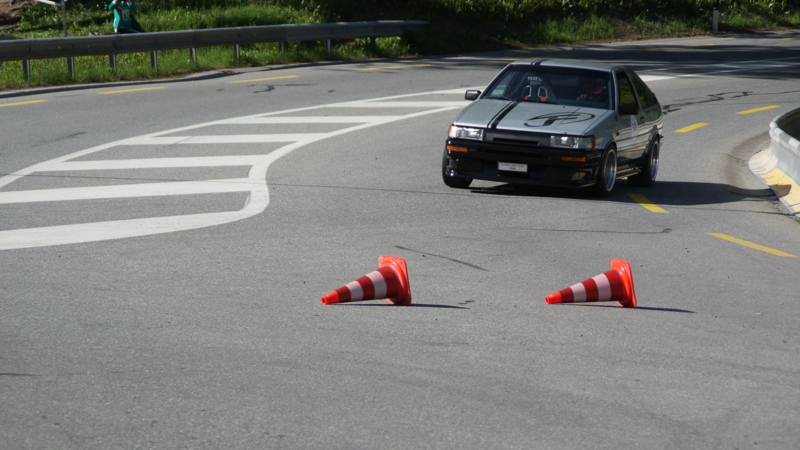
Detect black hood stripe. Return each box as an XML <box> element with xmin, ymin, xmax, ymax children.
<box><xmin>490</xmin><ymin>101</ymin><xmax>519</xmax><ymax>130</ymax></box>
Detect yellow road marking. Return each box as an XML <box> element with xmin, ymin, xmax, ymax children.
<box><xmin>707</xmin><ymin>233</ymin><xmax>797</xmax><ymax>257</ymax></box>
<box><xmin>736</xmin><ymin>105</ymin><xmax>780</xmax><ymax>115</ymax></box>
<box><xmin>100</xmin><ymin>87</ymin><xmax>166</xmax><ymax>95</ymax></box>
<box><xmin>781</xmin><ymin>37</ymin><xmax>799</xmax><ymax>40</ymax></box>
<box><xmin>628</xmin><ymin>194</ymin><xmax>669</xmax><ymax>213</ymax></box>
<box><xmin>675</xmin><ymin>123</ymin><xmax>709</xmax><ymax>133</ymax></box>
<box><xmin>361</xmin><ymin>64</ymin><xmax>433</xmax><ymax>71</ymax></box>
<box><xmin>0</xmin><ymin>100</ymin><xmax>48</xmax><ymax>108</ymax></box>
<box><xmin>230</xmin><ymin>75</ymin><xmax>298</xmax><ymax>83</ymax></box>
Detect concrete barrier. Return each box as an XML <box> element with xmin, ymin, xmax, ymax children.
<box><xmin>750</xmin><ymin>107</ymin><xmax>800</xmax><ymax>215</ymax></box>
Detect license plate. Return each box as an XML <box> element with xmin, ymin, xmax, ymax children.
<box><xmin>498</xmin><ymin>162</ymin><xmax>527</xmax><ymax>173</ymax></box>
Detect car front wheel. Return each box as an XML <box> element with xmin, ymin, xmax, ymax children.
<box><xmin>588</xmin><ymin>146</ymin><xmax>617</xmax><ymax>197</ymax></box>
<box><xmin>442</xmin><ymin>151</ymin><xmax>472</xmax><ymax>189</ymax></box>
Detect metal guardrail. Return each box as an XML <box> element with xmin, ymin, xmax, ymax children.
<box><xmin>0</xmin><ymin>20</ymin><xmax>427</xmax><ymax>78</ymax></box>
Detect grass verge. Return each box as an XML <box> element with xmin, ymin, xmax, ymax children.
<box><xmin>1</xmin><ymin>0</ymin><xmax>799</xmax><ymax>91</ymax></box>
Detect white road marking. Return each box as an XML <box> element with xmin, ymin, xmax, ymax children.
<box><xmin>124</xmin><ymin>134</ymin><xmax>331</xmax><ymax>145</ymax></box>
<box><xmin>338</xmin><ymin>101</ymin><xmax>470</xmax><ymax>108</ymax></box>
<box><xmin>0</xmin><ymin>179</ymin><xmax>255</xmax><ymax>204</ymax></box>
<box><xmin>44</xmin><ymin>156</ymin><xmax>268</xmax><ymax>171</ymax></box>
<box><xmin>0</xmin><ymin>93</ymin><xmax>465</xmax><ymax>250</ymax></box>
<box><xmin>228</xmin><ymin>116</ymin><xmax>404</xmax><ymax>124</ymax></box>
<box><xmin>639</xmin><ymin>75</ymin><xmax>674</xmax><ymax>82</ymax></box>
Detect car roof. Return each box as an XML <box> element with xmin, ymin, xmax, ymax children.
<box><xmin>508</xmin><ymin>58</ymin><xmax>621</xmax><ymax>73</ymax></box>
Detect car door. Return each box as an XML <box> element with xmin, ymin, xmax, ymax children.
<box><xmin>613</xmin><ymin>69</ymin><xmax>642</xmax><ymax>165</ymax></box>
<box><xmin>628</xmin><ymin>69</ymin><xmax>662</xmax><ymax>152</ymax></box>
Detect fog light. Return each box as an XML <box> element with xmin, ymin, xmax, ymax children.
<box><xmin>571</xmin><ymin>172</ymin><xmax>588</xmax><ymax>181</ymax></box>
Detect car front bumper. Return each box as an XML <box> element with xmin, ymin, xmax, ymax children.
<box><xmin>444</xmin><ymin>138</ymin><xmax>604</xmax><ymax>188</ymax></box>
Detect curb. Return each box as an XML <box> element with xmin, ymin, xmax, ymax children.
<box><xmin>749</xmin><ymin>107</ymin><xmax>800</xmax><ymax>216</ymax></box>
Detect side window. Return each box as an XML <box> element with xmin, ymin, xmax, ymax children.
<box><xmin>489</xmin><ymin>84</ymin><xmax>508</xmax><ymax>97</ymax></box>
<box><xmin>487</xmin><ymin>71</ymin><xmax>522</xmax><ymax>98</ymax></box>
<box><xmin>616</xmin><ymin>71</ymin><xmax>637</xmax><ymax>108</ymax></box>
<box><xmin>629</xmin><ymin>71</ymin><xmax>657</xmax><ymax>109</ymax></box>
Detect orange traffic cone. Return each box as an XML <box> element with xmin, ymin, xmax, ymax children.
<box><xmin>545</xmin><ymin>259</ymin><xmax>637</xmax><ymax>308</ymax></box>
<box><xmin>321</xmin><ymin>255</ymin><xmax>412</xmax><ymax>305</ymax></box>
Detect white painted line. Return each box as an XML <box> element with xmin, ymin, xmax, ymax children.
<box><xmin>43</xmin><ymin>156</ymin><xmax>269</xmax><ymax>171</ymax></box>
<box><xmin>227</xmin><ymin>116</ymin><xmax>404</xmax><ymax>124</ymax></box>
<box><xmin>639</xmin><ymin>75</ymin><xmax>675</xmax><ymax>82</ymax></box>
<box><xmin>339</xmin><ymin>101</ymin><xmax>470</xmax><ymax>108</ymax></box>
<box><xmin>643</xmin><ymin>56</ymin><xmax>800</xmax><ymax>81</ymax></box>
<box><xmin>0</xmin><ymin>179</ymin><xmax>255</xmax><ymax>204</ymax></box>
<box><xmin>124</xmin><ymin>134</ymin><xmax>330</xmax><ymax>145</ymax></box>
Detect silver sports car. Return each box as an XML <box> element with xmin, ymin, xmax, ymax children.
<box><xmin>443</xmin><ymin>59</ymin><xmax>663</xmax><ymax>196</ymax></box>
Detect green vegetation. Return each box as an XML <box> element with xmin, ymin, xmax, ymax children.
<box><xmin>1</xmin><ymin>0</ymin><xmax>799</xmax><ymax>90</ymax></box>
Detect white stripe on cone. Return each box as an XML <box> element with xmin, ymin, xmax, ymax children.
<box><xmin>367</xmin><ymin>270</ymin><xmax>387</xmax><ymax>299</ymax></box>
<box><xmin>593</xmin><ymin>273</ymin><xmax>612</xmax><ymax>301</ymax></box>
<box><xmin>345</xmin><ymin>280</ymin><xmax>363</xmax><ymax>301</ymax></box>
<box><xmin>572</xmin><ymin>282</ymin><xmax>587</xmax><ymax>302</ymax></box>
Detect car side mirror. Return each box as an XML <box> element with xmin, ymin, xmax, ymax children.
<box><xmin>465</xmin><ymin>90</ymin><xmax>481</xmax><ymax>101</ymax></box>
<box><xmin>619</xmin><ymin>103</ymin><xmax>638</xmax><ymax>115</ymax></box>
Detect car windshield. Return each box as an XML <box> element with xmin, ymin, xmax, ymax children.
<box><xmin>484</xmin><ymin>66</ymin><xmax>613</xmax><ymax>110</ymax></box>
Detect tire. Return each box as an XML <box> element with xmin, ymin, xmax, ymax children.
<box><xmin>628</xmin><ymin>136</ymin><xmax>659</xmax><ymax>187</ymax></box>
<box><xmin>442</xmin><ymin>151</ymin><xmax>472</xmax><ymax>189</ymax></box>
<box><xmin>588</xmin><ymin>146</ymin><xmax>617</xmax><ymax>197</ymax></box>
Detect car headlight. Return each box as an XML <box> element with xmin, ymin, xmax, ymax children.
<box><xmin>550</xmin><ymin>135</ymin><xmax>595</xmax><ymax>150</ymax></box>
<box><xmin>448</xmin><ymin>125</ymin><xmax>484</xmax><ymax>141</ymax></box>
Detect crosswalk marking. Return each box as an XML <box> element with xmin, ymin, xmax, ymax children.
<box><xmin>227</xmin><ymin>116</ymin><xmax>405</xmax><ymax>124</ymax></box>
<box><xmin>122</xmin><ymin>134</ymin><xmax>332</xmax><ymax>145</ymax></box>
<box><xmin>43</xmin><ymin>156</ymin><xmax>268</xmax><ymax>171</ymax></box>
<box><xmin>0</xmin><ymin>179</ymin><xmax>255</xmax><ymax>204</ymax></box>
<box><xmin>337</xmin><ymin>101</ymin><xmax>469</xmax><ymax>108</ymax></box>
<box><xmin>0</xmin><ymin>91</ymin><xmax>468</xmax><ymax>250</ymax></box>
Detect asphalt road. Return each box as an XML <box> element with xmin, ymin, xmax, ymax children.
<box><xmin>1</xmin><ymin>31</ymin><xmax>800</xmax><ymax>449</ymax></box>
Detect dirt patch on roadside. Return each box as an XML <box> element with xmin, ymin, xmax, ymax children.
<box><xmin>0</xmin><ymin>0</ymin><xmax>34</xmax><ymax>32</ymax></box>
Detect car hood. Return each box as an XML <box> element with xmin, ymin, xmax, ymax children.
<box><xmin>455</xmin><ymin>99</ymin><xmax>610</xmax><ymax>135</ymax></box>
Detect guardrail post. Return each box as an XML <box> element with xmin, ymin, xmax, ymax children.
<box><xmin>370</xmin><ymin>37</ymin><xmax>376</xmax><ymax>53</ymax></box>
<box><xmin>109</xmin><ymin>54</ymin><xmax>116</xmax><ymax>74</ymax></box>
<box><xmin>234</xmin><ymin>44</ymin><xmax>240</xmax><ymax>64</ymax></box>
<box><xmin>67</xmin><ymin>56</ymin><xmax>75</xmax><ymax>80</ymax></box>
<box><xmin>190</xmin><ymin>48</ymin><xmax>197</xmax><ymax>67</ymax></box>
<box><xmin>22</xmin><ymin>60</ymin><xmax>31</xmax><ymax>80</ymax></box>
<box><xmin>712</xmin><ymin>0</ymin><xmax>720</xmax><ymax>32</ymax></box>
<box><xmin>279</xmin><ymin>41</ymin><xmax>285</xmax><ymax>56</ymax></box>
<box><xmin>326</xmin><ymin>39</ymin><xmax>331</xmax><ymax>56</ymax></box>
<box><xmin>150</xmin><ymin>50</ymin><xmax>158</xmax><ymax>74</ymax></box>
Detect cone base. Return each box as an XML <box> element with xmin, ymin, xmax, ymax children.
<box><xmin>610</xmin><ymin>259</ymin><xmax>636</xmax><ymax>308</ymax></box>
<box><xmin>379</xmin><ymin>255</ymin><xmax>412</xmax><ymax>305</ymax></box>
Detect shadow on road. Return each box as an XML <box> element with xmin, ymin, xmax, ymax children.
<box><xmin>470</xmin><ymin>180</ymin><xmax>778</xmax><ymax>208</ymax></box>
<box><xmin>331</xmin><ymin>303</ymin><xmax>469</xmax><ymax>309</ymax></box>
<box><xmin>563</xmin><ymin>304</ymin><xmax>696</xmax><ymax>313</ymax></box>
